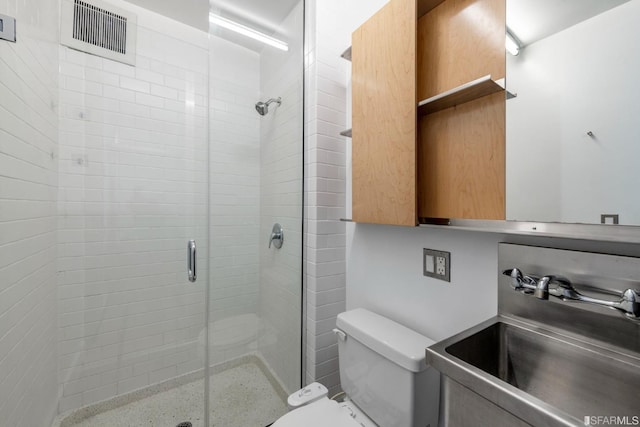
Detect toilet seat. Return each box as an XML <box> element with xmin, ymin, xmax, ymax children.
<box><xmin>272</xmin><ymin>397</ymin><xmax>374</xmax><ymax>427</ymax></box>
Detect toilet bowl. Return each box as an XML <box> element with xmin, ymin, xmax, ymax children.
<box><xmin>274</xmin><ymin>396</ymin><xmax>376</xmax><ymax>427</ymax></box>
<box><xmin>272</xmin><ymin>308</ymin><xmax>440</xmax><ymax>427</ymax></box>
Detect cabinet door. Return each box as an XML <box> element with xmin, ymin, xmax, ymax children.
<box><xmin>351</xmin><ymin>0</ymin><xmax>417</xmax><ymax>226</ymax></box>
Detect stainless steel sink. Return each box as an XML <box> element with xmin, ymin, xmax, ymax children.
<box><xmin>429</xmin><ymin>244</ymin><xmax>640</xmax><ymax>427</ymax></box>
<box><xmin>427</xmin><ymin>316</ymin><xmax>640</xmax><ymax>427</ymax></box>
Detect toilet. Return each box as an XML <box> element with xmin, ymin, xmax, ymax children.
<box><xmin>273</xmin><ymin>308</ymin><xmax>440</xmax><ymax>427</ymax></box>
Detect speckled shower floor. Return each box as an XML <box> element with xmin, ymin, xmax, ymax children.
<box><xmin>65</xmin><ymin>362</ymin><xmax>288</xmax><ymax>427</ymax></box>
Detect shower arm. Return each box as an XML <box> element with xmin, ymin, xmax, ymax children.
<box><xmin>265</xmin><ymin>97</ymin><xmax>281</xmax><ymax>107</ymax></box>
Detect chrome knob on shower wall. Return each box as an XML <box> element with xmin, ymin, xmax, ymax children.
<box><xmin>269</xmin><ymin>223</ymin><xmax>284</xmax><ymax>249</ymax></box>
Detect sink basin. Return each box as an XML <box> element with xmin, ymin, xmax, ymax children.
<box><xmin>427</xmin><ymin>317</ymin><xmax>640</xmax><ymax>427</ymax></box>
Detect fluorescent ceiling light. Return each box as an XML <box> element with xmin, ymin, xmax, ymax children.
<box><xmin>209</xmin><ymin>13</ymin><xmax>288</xmax><ymax>51</ymax></box>
<box><xmin>506</xmin><ymin>30</ymin><xmax>520</xmax><ymax>56</ymax></box>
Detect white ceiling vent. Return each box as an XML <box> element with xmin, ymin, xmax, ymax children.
<box><xmin>61</xmin><ymin>0</ymin><xmax>137</xmax><ymax>66</ymax></box>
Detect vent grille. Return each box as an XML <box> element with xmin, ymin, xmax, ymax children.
<box><xmin>61</xmin><ymin>0</ymin><xmax>136</xmax><ymax>65</ymax></box>
<box><xmin>72</xmin><ymin>0</ymin><xmax>127</xmax><ymax>54</ymax></box>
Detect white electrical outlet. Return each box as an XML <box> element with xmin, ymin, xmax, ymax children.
<box><xmin>436</xmin><ymin>256</ymin><xmax>446</xmax><ymax>275</ymax></box>
<box><xmin>423</xmin><ymin>248</ymin><xmax>451</xmax><ymax>282</ymax></box>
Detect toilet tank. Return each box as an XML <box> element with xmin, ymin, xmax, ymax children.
<box><xmin>335</xmin><ymin>309</ymin><xmax>440</xmax><ymax>427</ymax></box>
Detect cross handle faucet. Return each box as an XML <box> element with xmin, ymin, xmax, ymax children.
<box><xmin>502</xmin><ymin>268</ymin><xmax>640</xmax><ymax>321</ymax></box>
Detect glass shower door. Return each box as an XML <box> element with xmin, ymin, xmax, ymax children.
<box><xmin>56</xmin><ymin>5</ymin><xmax>210</xmax><ymax>424</ymax></box>
<box><xmin>207</xmin><ymin>0</ymin><xmax>304</xmax><ymax>425</ymax></box>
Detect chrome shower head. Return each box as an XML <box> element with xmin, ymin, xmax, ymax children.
<box><xmin>255</xmin><ymin>102</ymin><xmax>268</xmax><ymax>116</ymax></box>
<box><xmin>255</xmin><ymin>97</ymin><xmax>282</xmax><ymax>116</ymax></box>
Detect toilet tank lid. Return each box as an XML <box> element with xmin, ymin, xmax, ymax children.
<box><xmin>336</xmin><ymin>309</ymin><xmax>435</xmax><ymax>373</ymax></box>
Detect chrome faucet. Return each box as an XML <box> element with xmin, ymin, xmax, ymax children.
<box><xmin>502</xmin><ymin>268</ymin><xmax>640</xmax><ymax>321</ymax></box>
<box><xmin>533</xmin><ymin>275</ymin><xmax>573</xmax><ymax>300</ymax></box>
<box><xmin>504</xmin><ymin>268</ymin><xmax>539</xmax><ymax>293</ymax></box>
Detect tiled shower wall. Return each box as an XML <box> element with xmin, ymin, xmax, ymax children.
<box><xmin>258</xmin><ymin>2</ymin><xmax>305</xmax><ymax>394</ymax></box>
<box><xmin>303</xmin><ymin>0</ymin><xmax>388</xmax><ymax>394</ymax></box>
<box><xmin>56</xmin><ymin>2</ymin><xmax>209</xmax><ymax>412</ymax></box>
<box><xmin>0</xmin><ymin>0</ymin><xmax>60</xmax><ymax>425</ymax></box>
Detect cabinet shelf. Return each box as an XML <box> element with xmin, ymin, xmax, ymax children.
<box><xmin>340</xmin><ymin>49</ymin><xmax>352</xmax><ymax>136</ymax></box>
<box><xmin>341</xmin><ymin>46</ymin><xmax>352</xmax><ymax>61</ymax></box>
<box><xmin>418</xmin><ymin>75</ymin><xmax>504</xmax><ymax>115</ymax></box>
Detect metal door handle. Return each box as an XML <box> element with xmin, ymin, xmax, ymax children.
<box><xmin>187</xmin><ymin>240</ymin><xmax>196</xmax><ymax>282</ymax></box>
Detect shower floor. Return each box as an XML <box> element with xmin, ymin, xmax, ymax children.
<box><xmin>63</xmin><ymin>362</ymin><xmax>287</xmax><ymax>427</ymax></box>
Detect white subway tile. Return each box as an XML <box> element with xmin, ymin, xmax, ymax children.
<box><xmin>120</xmin><ymin>76</ymin><xmax>151</xmax><ymax>94</ymax></box>
<box><xmin>102</xmin><ymin>59</ymin><xmax>135</xmax><ymax>78</ymax></box>
<box><xmin>150</xmin><ymin>84</ymin><xmax>178</xmax><ymax>100</ymax></box>
<box><xmin>0</xmin><ymin>1</ymin><xmax>59</xmax><ymax>424</ymax></box>
<box><xmin>117</xmin><ymin>374</ymin><xmax>149</xmax><ymax>394</ymax></box>
<box><xmin>82</xmin><ymin>383</ymin><xmax>118</xmax><ymax>406</ymax></box>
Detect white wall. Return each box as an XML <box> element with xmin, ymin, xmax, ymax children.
<box><xmin>0</xmin><ymin>0</ymin><xmax>60</xmax><ymax>425</ymax></box>
<box><xmin>259</xmin><ymin>1</ymin><xmax>305</xmax><ymax>394</ymax></box>
<box><xmin>124</xmin><ymin>0</ymin><xmax>209</xmax><ymax>31</ymax></box>
<box><xmin>507</xmin><ymin>0</ymin><xmax>640</xmax><ymax>225</ymax></box>
<box><xmin>347</xmin><ymin>225</ymin><xmax>501</xmax><ymax>340</ymax></box>
<box><xmin>304</xmin><ymin>0</ymin><xmax>388</xmax><ymax>395</ymax></box>
<box><xmin>56</xmin><ymin>2</ymin><xmax>209</xmax><ymax>411</ymax></box>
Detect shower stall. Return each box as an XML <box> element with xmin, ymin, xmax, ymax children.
<box><xmin>0</xmin><ymin>0</ymin><xmax>304</xmax><ymax>425</ymax></box>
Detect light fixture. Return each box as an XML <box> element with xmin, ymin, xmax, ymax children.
<box><xmin>505</xmin><ymin>30</ymin><xmax>521</xmax><ymax>56</ymax></box>
<box><xmin>209</xmin><ymin>13</ymin><xmax>288</xmax><ymax>52</ymax></box>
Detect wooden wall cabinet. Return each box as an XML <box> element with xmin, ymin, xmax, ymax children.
<box><xmin>350</xmin><ymin>0</ymin><xmax>506</xmax><ymax>226</ymax></box>
<box><xmin>351</xmin><ymin>0</ymin><xmax>417</xmax><ymax>227</ymax></box>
